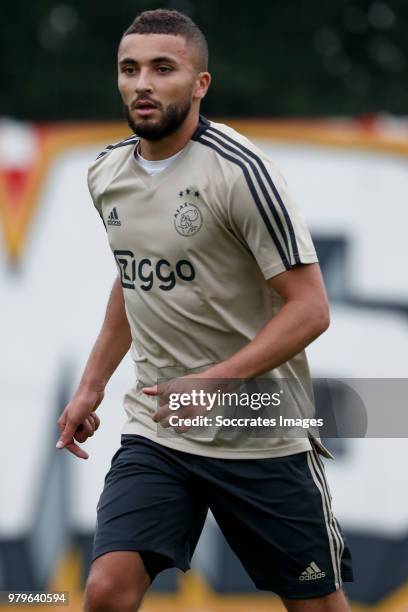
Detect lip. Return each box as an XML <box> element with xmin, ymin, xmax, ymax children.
<box><xmin>132</xmin><ymin>99</ymin><xmax>159</xmax><ymax>117</ymax></box>
<box><xmin>132</xmin><ymin>99</ymin><xmax>158</xmax><ymax>109</ymax></box>
<box><xmin>134</xmin><ymin>107</ymin><xmax>157</xmax><ymax>117</ymax></box>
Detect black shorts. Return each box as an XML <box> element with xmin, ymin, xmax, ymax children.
<box><xmin>92</xmin><ymin>435</ymin><xmax>353</xmax><ymax>600</ymax></box>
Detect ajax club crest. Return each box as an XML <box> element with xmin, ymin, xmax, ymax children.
<box><xmin>174</xmin><ymin>188</ymin><xmax>203</xmax><ymax>236</ymax></box>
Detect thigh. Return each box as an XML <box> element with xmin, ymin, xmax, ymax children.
<box><xmin>200</xmin><ymin>448</ymin><xmax>353</xmax><ymax>600</ymax></box>
<box><xmin>93</xmin><ymin>435</ymin><xmax>208</xmax><ymax>579</ymax></box>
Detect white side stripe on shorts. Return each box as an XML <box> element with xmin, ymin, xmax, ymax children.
<box><xmin>306</xmin><ymin>451</ymin><xmax>342</xmax><ymax>590</ymax></box>
<box><xmin>312</xmin><ymin>450</ymin><xmax>345</xmax><ymax>567</ymax></box>
<box><xmin>309</xmin><ymin>450</ymin><xmax>344</xmax><ymax>586</ymax></box>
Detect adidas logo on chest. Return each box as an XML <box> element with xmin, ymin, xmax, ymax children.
<box><xmin>107</xmin><ymin>207</ymin><xmax>121</xmax><ymax>226</ymax></box>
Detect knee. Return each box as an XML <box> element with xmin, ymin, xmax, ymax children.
<box><xmin>84</xmin><ymin>550</ymin><xmax>151</xmax><ymax>612</ymax></box>
<box><xmin>84</xmin><ymin>574</ymin><xmax>146</xmax><ymax>612</ymax></box>
<box><xmin>282</xmin><ymin>588</ymin><xmax>350</xmax><ymax>612</ymax></box>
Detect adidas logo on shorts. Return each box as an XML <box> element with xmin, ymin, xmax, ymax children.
<box><xmin>107</xmin><ymin>207</ymin><xmax>121</xmax><ymax>226</ymax></box>
<box><xmin>299</xmin><ymin>561</ymin><xmax>326</xmax><ymax>581</ymax></box>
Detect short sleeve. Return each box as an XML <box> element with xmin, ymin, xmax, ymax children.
<box><xmin>87</xmin><ymin>165</ymin><xmax>106</xmax><ymax>229</ymax></box>
<box><xmin>227</xmin><ymin>160</ymin><xmax>318</xmax><ymax>279</ymax></box>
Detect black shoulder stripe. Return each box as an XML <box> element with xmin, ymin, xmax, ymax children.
<box><xmin>197</xmin><ymin>135</ymin><xmax>290</xmax><ymax>271</ymax></box>
<box><xmin>123</xmin><ymin>133</ymin><xmax>139</xmax><ymax>142</ymax></box>
<box><xmin>204</xmin><ymin>129</ymin><xmax>292</xmax><ymax>262</ymax></box>
<box><xmin>191</xmin><ymin>115</ymin><xmax>211</xmax><ymax>140</ymax></box>
<box><xmin>96</xmin><ymin>136</ymin><xmax>138</xmax><ymax>160</ymax></box>
<box><xmin>207</xmin><ymin>126</ymin><xmax>300</xmax><ymax>264</ymax></box>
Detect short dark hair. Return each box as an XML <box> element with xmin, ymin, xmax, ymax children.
<box><xmin>123</xmin><ymin>9</ymin><xmax>208</xmax><ymax>72</ymax></box>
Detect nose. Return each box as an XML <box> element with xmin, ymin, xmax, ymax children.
<box><xmin>135</xmin><ymin>67</ymin><xmax>153</xmax><ymax>94</ymax></box>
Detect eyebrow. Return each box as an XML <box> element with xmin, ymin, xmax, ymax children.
<box><xmin>119</xmin><ymin>56</ymin><xmax>179</xmax><ymax>66</ymax></box>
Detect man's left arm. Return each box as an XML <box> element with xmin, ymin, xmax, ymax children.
<box><xmin>203</xmin><ymin>262</ymin><xmax>329</xmax><ymax>380</ymax></box>
<box><xmin>145</xmin><ymin>262</ymin><xmax>329</xmax><ymax>425</ymax></box>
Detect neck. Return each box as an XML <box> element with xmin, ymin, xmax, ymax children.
<box><xmin>138</xmin><ymin>111</ymin><xmax>200</xmax><ymax>161</ymax></box>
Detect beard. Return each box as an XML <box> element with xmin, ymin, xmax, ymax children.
<box><xmin>124</xmin><ymin>94</ymin><xmax>192</xmax><ymax>141</ymax></box>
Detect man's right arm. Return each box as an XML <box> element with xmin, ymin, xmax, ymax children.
<box><xmin>56</xmin><ymin>276</ymin><xmax>131</xmax><ymax>459</ymax></box>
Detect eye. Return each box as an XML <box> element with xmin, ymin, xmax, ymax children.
<box><xmin>122</xmin><ymin>66</ymin><xmax>136</xmax><ymax>75</ymax></box>
<box><xmin>157</xmin><ymin>65</ymin><xmax>172</xmax><ymax>74</ymax></box>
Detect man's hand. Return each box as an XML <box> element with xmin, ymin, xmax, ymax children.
<box><xmin>54</xmin><ymin>276</ymin><xmax>130</xmax><ymax>459</ymax></box>
<box><xmin>143</xmin><ymin>374</ymin><xmax>239</xmax><ymax>433</ymax></box>
<box><xmin>143</xmin><ymin>376</ymin><xmax>210</xmax><ymax>432</ymax></box>
<box><xmin>56</xmin><ymin>389</ymin><xmax>104</xmax><ymax>459</ymax></box>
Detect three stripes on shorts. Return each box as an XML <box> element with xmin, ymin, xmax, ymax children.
<box><xmin>307</xmin><ymin>448</ymin><xmax>345</xmax><ymax>590</ymax></box>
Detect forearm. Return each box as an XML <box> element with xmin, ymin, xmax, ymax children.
<box><xmin>207</xmin><ymin>298</ymin><xmax>329</xmax><ymax>380</ymax></box>
<box><xmin>78</xmin><ymin>276</ymin><xmax>132</xmax><ymax>391</ymax></box>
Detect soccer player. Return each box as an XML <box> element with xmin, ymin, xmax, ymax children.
<box><xmin>56</xmin><ymin>9</ymin><xmax>353</xmax><ymax>612</ymax></box>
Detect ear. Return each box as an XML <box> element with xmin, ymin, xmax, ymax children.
<box><xmin>194</xmin><ymin>72</ymin><xmax>211</xmax><ymax>100</ymax></box>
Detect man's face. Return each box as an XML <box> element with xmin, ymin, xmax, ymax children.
<box><xmin>118</xmin><ymin>33</ymin><xmax>201</xmax><ymax>140</ymax></box>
